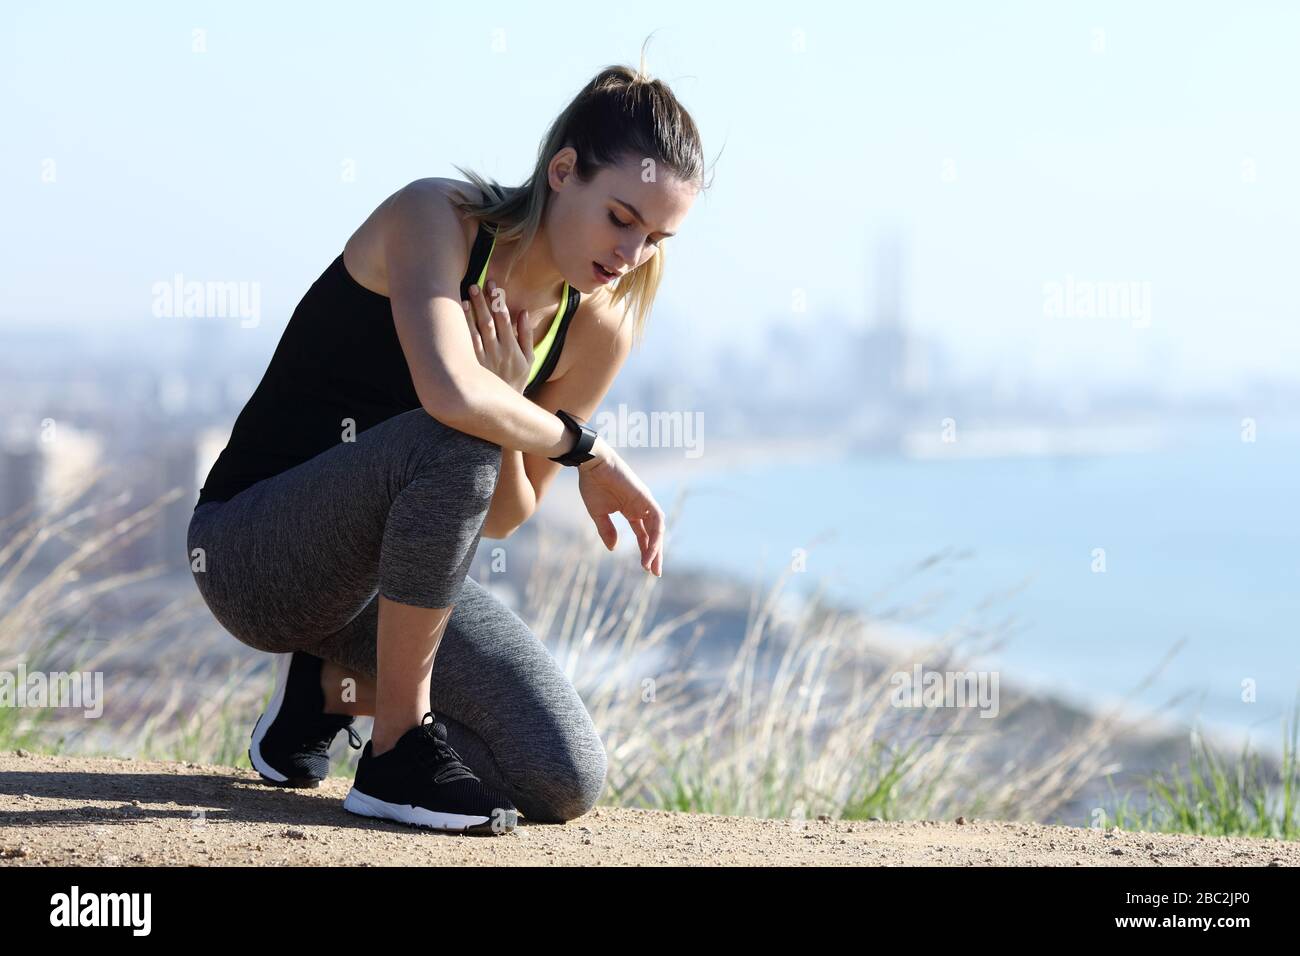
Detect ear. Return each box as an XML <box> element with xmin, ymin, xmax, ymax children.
<box><xmin>548</xmin><ymin>146</ymin><xmax>578</xmax><ymax>190</ymax></box>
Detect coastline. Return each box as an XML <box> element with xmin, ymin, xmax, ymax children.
<box><xmin>521</xmin><ymin>438</ymin><xmax>1285</xmax><ymax>826</ymax></box>
<box><xmin>534</xmin><ymin>431</ymin><xmax>846</xmax><ymax>534</ymax></box>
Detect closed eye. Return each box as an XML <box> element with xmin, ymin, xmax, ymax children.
<box><xmin>608</xmin><ymin>210</ymin><xmax>664</xmax><ymax>247</ymax></box>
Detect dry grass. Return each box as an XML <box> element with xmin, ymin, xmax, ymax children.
<box><xmin>3</xmin><ymin>473</ymin><xmax>1294</xmax><ymax>837</ymax></box>
<box><xmin>522</xmin><ymin>499</ymin><xmax>1127</xmax><ymax>824</ymax></box>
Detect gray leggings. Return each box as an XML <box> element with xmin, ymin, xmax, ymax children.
<box><xmin>186</xmin><ymin>408</ymin><xmax>607</xmax><ymax>822</ymax></box>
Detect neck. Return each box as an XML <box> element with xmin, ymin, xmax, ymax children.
<box><xmin>488</xmin><ymin>224</ymin><xmax>567</xmax><ymax>330</ymax></box>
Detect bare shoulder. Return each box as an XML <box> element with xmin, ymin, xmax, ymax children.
<box><xmin>584</xmin><ymin>289</ymin><xmax>636</xmax><ymax>356</ymax></box>
<box><xmin>394</xmin><ymin>175</ymin><xmax>479</xmax><ymax>203</ymax></box>
<box><xmin>556</xmin><ymin>288</ymin><xmax>634</xmax><ymax>381</ymax></box>
<box><xmin>390</xmin><ymin>177</ymin><xmax>481</xmax><ymax>252</ymax></box>
<box><xmin>416</xmin><ymin>177</ymin><xmax>488</xmax><ymax>234</ymax></box>
<box><xmin>344</xmin><ymin>178</ymin><xmax>481</xmax><ymax>297</ymax></box>
<box><xmin>428</xmin><ymin>176</ymin><xmax>488</xmax><ymax>207</ymax></box>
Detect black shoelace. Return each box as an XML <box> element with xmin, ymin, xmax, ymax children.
<box><xmin>410</xmin><ymin>716</ymin><xmax>480</xmax><ymax>785</ymax></box>
<box><xmin>298</xmin><ymin>714</ymin><xmax>362</xmax><ymax>759</ymax></box>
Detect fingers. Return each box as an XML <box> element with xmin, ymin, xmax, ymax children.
<box><xmin>578</xmin><ymin>458</ymin><xmax>665</xmax><ymax>576</ymax></box>
<box><xmin>642</xmin><ymin>503</ymin><xmax>665</xmax><ymax>577</ymax></box>
<box><xmin>591</xmin><ymin>512</ymin><xmax>617</xmax><ymax>551</ymax></box>
<box><xmin>485</xmin><ymin>281</ymin><xmax>514</xmax><ymax>340</ymax></box>
<box><xmin>626</xmin><ymin>509</ymin><xmax>663</xmax><ymax>576</ymax></box>
<box><xmin>591</xmin><ymin>510</ymin><xmax>663</xmax><ymax>575</ymax></box>
<box><xmin>470</xmin><ymin>282</ymin><xmax>532</xmax><ymax>376</ymax></box>
<box><xmin>468</xmin><ymin>283</ymin><xmax>498</xmax><ymax>342</ymax></box>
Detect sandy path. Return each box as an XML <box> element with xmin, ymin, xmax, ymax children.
<box><xmin>0</xmin><ymin>751</ymin><xmax>1294</xmax><ymax>866</ymax></box>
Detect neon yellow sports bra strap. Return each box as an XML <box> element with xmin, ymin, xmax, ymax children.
<box><xmin>476</xmin><ymin>234</ymin><xmax>496</xmax><ymax>290</ymax></box>
<box><xmin>528</xmin><ymin>283</ymin><xmax>570</xmax><ymax>383</ymax></box>
<box><xmin>476</xmin><ymin>224</ymin><xmax>569</xmax><ymax>386</ymax></box>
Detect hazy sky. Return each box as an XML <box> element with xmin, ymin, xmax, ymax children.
<box><xmin>3</xmin><ymin>1</ymin><xmax>1297</xmax><ymax>395</ymax></box>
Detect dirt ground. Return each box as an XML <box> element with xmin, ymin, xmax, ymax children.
<box><xmin>1</xmin><ymin>750</ymin><xmax>1295</xmax><ymax>866</ymax></box>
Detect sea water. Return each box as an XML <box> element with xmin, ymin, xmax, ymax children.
<box><xmin>646</xmin><ymin>420</ymin><xmax>1300</xmax><ymax>754</ymax></box>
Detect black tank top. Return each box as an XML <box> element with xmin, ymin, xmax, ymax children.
<box><xmin>195</xmin><ymin>220</ymin><xmax>581</xmax><ymax>509</ymax></box>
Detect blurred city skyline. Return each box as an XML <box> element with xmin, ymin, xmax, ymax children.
<box><xmin>3</xmin><ymin>1</ymin><xmax>1298</xmax><ymax>398</ymax></box>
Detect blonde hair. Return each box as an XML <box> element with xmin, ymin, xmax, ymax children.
<box><xmin>448</xmin><ymin>39</ymin><xmax>709</xmax><ymax>349</ymax></box>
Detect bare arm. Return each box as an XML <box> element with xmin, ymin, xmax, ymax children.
<box><xmin>384</xmin><ymin>179</ymin><xmax>662</xmax><ymax>574</ymax></box>
<box><xmin>482</xmin><ymin>298</ymin><xmax>633</xmax><ymax>537</ymax></box>
<box><xmin>382</xmin><ymin>179</ymin><xmax>612</xmax><ymax>465</ymax></box>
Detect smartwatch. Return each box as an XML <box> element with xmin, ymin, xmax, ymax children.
<box><xmin>549</xmin><ymin>409</ymin><xmax>598</xmax><ymax>467</ymax></box>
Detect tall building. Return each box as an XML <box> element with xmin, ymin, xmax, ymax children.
<box><xmin>861</xmin><ymin>231</ymin><xmax>908</xmax><ymax>404</ymax></box>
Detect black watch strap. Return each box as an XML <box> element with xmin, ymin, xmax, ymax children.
<box><xmin>549</xmin><ymin>409</ymin><xmax>598</xmax><ymax>467</ymax></box>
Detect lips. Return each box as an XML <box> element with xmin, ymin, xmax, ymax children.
<box><xmin>593</xmin><ymin>261</ymin><xmax>619</xmax><ymax>283</ymax></box>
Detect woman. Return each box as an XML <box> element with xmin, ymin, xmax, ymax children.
<box><xmin>185</xmin><ymin>60</ymin><xmax>704</xmax><ymax>835</ymax></box>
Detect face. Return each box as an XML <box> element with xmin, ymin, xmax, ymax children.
<box><xmin>544</xmin><ymin>148</ymin><xmax>697</xmax><ymax>294</ymax></box>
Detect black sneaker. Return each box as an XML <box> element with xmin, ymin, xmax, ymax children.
<box><xmin>248</xmin><ymin>651</ymin><xmax>362</xmax><ymax>788</ymax></box>
<box><xmin>343</xmin><ymin>712</ymin><xmax>518</xmax><ymax>835</ymax></box>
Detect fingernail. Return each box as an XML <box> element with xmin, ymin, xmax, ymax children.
<box><xmin>470</xmin><ymin>285</ymin><xmax>479</xmax><ymax>296</ymax></box>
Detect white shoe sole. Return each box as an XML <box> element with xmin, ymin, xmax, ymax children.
<box><xmin>343</xmin><ymin>787</ymin><xmax>517</xmax><ymax>834</ymax></box>
<box><xmin>248</xmin><ymin>652</ymin><xmax>294</xmax><ymax>784</ymax></box>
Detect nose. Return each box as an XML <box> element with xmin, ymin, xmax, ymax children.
<box><xmin>612</xmin><ymin>241</ymin><xmax>639</xmax><ymax>270</ymax></box>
